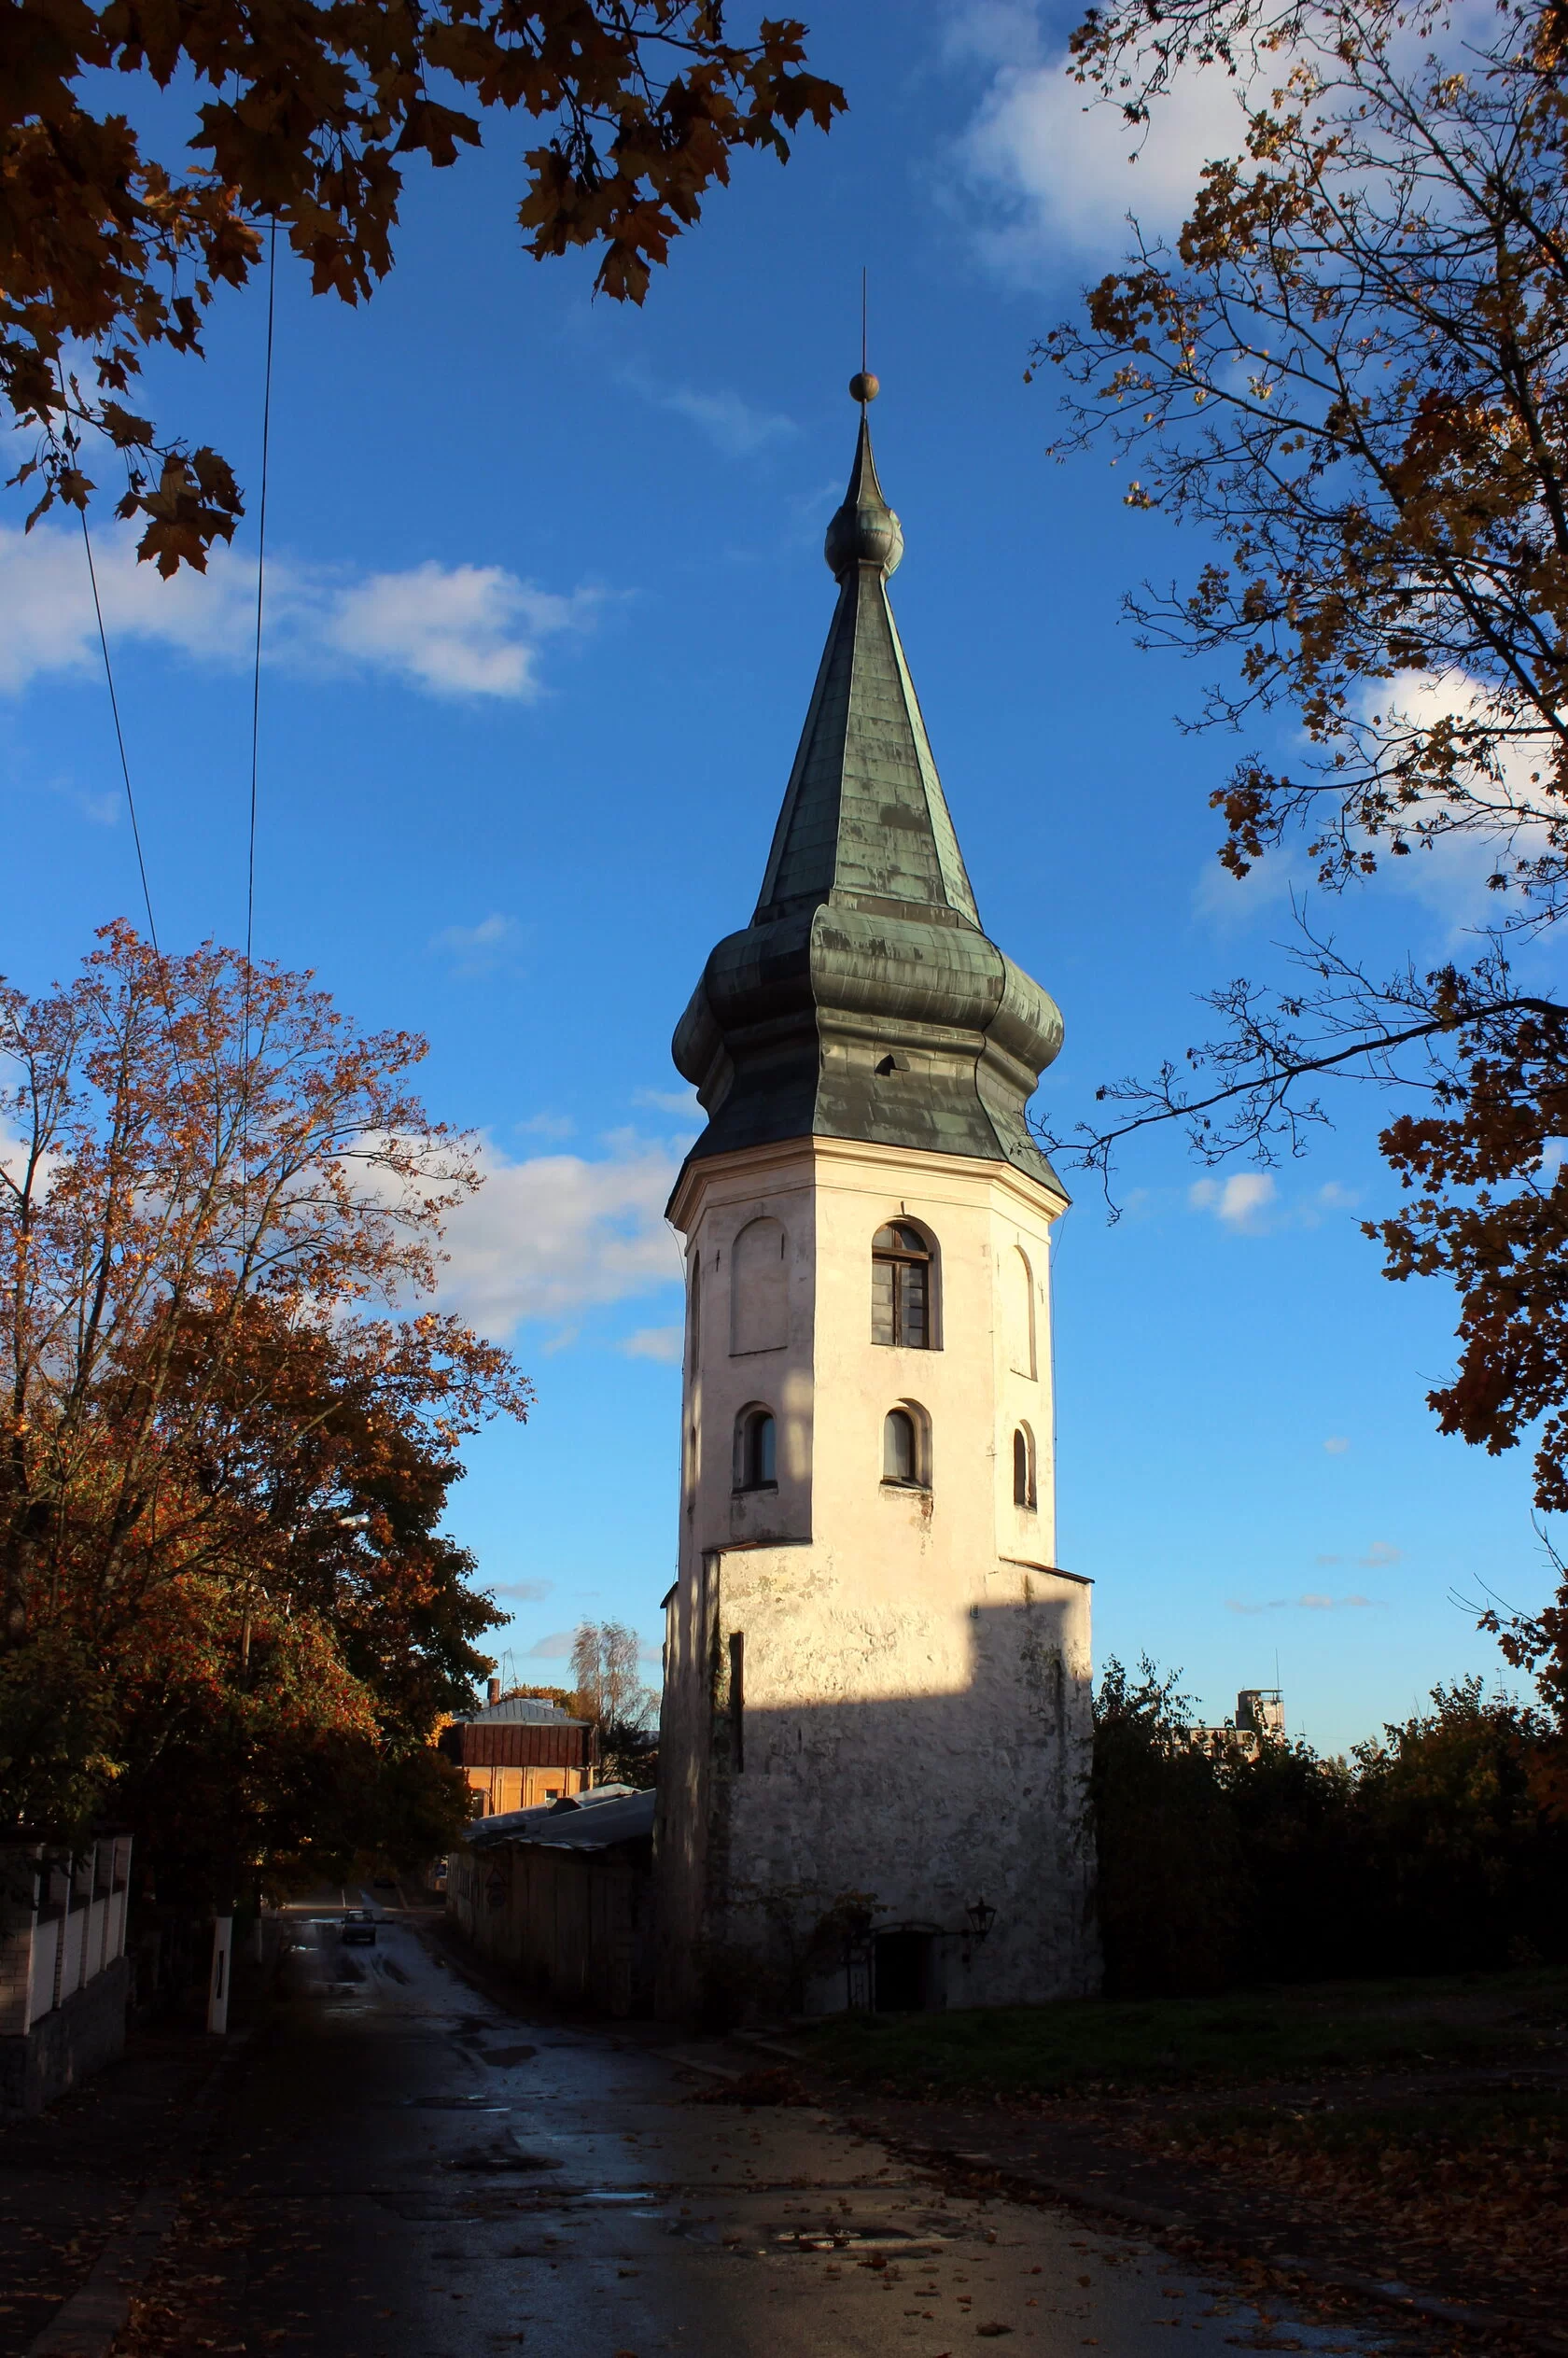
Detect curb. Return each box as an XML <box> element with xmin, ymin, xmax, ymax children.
<box><xmin>25</xmin><ymin>2183</ymin><xmax>186</xmax><ymax>2358</ymax></box>
<box><xmin>25</xmin><ymin>2026</ymin><xmax>258</xmax><ymax>2358</ymax></box>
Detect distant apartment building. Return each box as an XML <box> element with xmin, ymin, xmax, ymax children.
<box><xmin>440</xmin><ymin>1688</ymin><xmax>595</xmax><ymax>1816</ymax></box>
<box><xmin>1191</xmin><ymin>1688</ymin><xmax>1286</xmax><ymax>1760</ymax></box>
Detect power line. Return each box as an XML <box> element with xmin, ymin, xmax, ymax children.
<box><xmin>78</xmin><ymin>505</ymin><xmax>162</xmax><ymax>957</ymax></box>
<box><xmin>79</xmin><ymin>496</ymin><xmax>188</xmax><ymax>1099</ymax></box>
<box><xmin>245</xmin><ymin>215</ymin><xmax>277</xmax><ymax>986</ymax></box>
<box><xmin>240</xmin><ymin>215</ymin><xmax>278</xmax><ymax>1184</ymax></box>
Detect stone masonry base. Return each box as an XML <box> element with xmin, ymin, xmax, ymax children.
<box><xmin>0</xmin><ymin>1956</ymin><xmax>132</xmax><ymax>2117</ymax></box>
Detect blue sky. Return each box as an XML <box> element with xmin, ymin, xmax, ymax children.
<box><xmin>5</xmin><ymin>1</ymin><xmax>1555</xmax><ymax>1751</ymax></box>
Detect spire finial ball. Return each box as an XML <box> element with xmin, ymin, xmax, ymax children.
<box><xmin>849</xmin><ymin>370</ymin><xmax>879</xmax><ymax>404</ymax></box>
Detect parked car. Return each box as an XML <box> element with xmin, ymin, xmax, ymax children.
<box><xmin>340</xmin><ymin>1909</ymin><xmax>377</xmax><ymax>1945</ymax></box>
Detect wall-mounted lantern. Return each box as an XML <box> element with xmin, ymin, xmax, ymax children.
<box><xmin>964</xmin><ymin>1897</ymin><xmax>997</xmax><ymax>1942</ymax></box>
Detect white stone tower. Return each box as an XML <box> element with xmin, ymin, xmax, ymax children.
<box><xmin>652</xmin><ymin>394</ymin><xmax>1096</xmax><ymax>2021</ymax></box>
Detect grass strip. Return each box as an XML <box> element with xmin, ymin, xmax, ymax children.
<box><xmin>799</xmin><ymin>1965</ymin><xmax>1568</xmax><ymax>2097</ymax></box>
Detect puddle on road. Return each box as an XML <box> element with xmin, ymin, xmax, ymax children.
<box><xmin>765</xmin><ymin>2226</ymin><xmax>952</xmax><ymax>2254</ymax></box>
<box><xmin>445</xmin><ymin>2140</ymin><xmax>564</xmax><ymax>2174</ymax></box>
<box><xmin>403</xmin><ymin>2095</ymin><xmax>512</xmax><ymax>2112</ymax></box>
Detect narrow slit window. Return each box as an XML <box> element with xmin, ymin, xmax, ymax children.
<box><xmin>728</xmin><ymin>1632</ymin><xmax>745</xmax><ymax>1774</ymax></box>
<box><xmin>872</xmin><ymin>1222</ymin><xmax>933</xmax><ymax>1348</ymax></box>
<box><xmin>1013</xmin><ymin>1425</ymin><xmax>1037</xmax><ymax>1509</ymax></box>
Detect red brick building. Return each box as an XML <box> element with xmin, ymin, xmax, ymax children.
<box><xmin>440</xmin><ymin>1691</ymin><xmax>595</xmax><ymax>1817</ymax></box>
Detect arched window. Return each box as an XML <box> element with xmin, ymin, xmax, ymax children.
<box><xmin>872</xmin><ymin>1221</ymin><xmax>935</xmax><ymax>1348</ymax></box>
<box><xmin>734</xmin><ymin>1406</ymin><xmax>777</xmax><ymax>1492</ymax></box>
<box><xmin>1013</xmin><ymin>1424</ymin><xmax>1037</xmax><ymax>1510</ymax></box>
<box><xmin>882</xmin><ymin>1405</ymin><xmax>929</xmax><ymax>1489</ymax></box>
<box><xmin>883</xmin><ymin>1409</ymin><xmax>917</xmax><ymax>1483</ymax></box>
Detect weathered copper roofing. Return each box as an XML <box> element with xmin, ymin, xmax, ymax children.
<box><xmin>672</xmin><ymin>410</ymin><xmax>1066</xmax><ymax>1196</ymax></box>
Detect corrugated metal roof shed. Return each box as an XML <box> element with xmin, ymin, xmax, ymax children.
<box><xmin>463</xmin><ymin>1787</ymin><xmax>654</xmax><ymax>1853</ymax></box>
<box><xmin>449</xmin><ymin>1696</ymin><xmax>586</xmax><ymax>1726</ymax></box>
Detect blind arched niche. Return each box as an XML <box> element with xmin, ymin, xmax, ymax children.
<box><xmin>731</xmin><ymin>1216</ymin><xmax>788</xmax><ymax>1354</ymax></box>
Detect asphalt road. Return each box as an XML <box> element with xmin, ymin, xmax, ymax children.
<box><xmin>148</xmin><ymin>1903</ymin><xmax>1397</xmax><ymax>2358</ymax></box>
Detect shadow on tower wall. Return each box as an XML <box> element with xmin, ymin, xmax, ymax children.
<box><xmin>653</xmin><ymin>1591</ymin><xmax>1099</xmax><ymax>2025</ymax></box>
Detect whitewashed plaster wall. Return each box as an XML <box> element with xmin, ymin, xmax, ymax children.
<box><xmin>652</xmin><ymin>1136</ymin><xmax>1098</xmax><ymax>2022</ymax></box>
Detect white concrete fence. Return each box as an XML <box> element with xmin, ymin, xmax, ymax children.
<box><xmin>0</xmin><ymin>1837</ymin><xmax>133</xmax><ymax>2037</ymax></box>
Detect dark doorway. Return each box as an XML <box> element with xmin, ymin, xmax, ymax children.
<box><xmin>873</xmin><ymin>1930</ymin><xmax>932</xmax><ymax>2012</ymax></box>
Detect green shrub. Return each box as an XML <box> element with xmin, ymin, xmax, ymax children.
<box><xmin>1091</xmin><ymin>1662</ymin><xmax>1568</xmax><ymax>1995</ymax></box>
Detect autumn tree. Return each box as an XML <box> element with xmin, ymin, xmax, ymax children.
<box><xmin>570</xmin><ymin>1617</ymin><xmax>657</xmax><ymax>1785</ymax></box>
<box><xmin>103</xmin><ymin>1303</ymin><xmax>510</xmax><ymax>1896</ymax></box>
<box><xmin>501</xmin><ymin>1683</ymin><xmax>578</xmax><ymax>1713</ymax></box>
<box><xmin>0</xmin><ymin>921</ymin><xmax>528</xmax><ymax>1876</ymax></box>
<box><xmin>1037</xmin><ymin>7</ymin><xmax>1568</xmax><ymax>1447</ymax></box>
<box><xmin>1032</xmin><ymin>0</ymin><xmax>1568</xmax><ymax>1772</ymax></box>
<box><xmin>4</xmin><ymin>4</ymin><xmax>844</xmax><ymax>571</ymax></box>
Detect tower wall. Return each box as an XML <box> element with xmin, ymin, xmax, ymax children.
<box><xmin>653</xmin><ymin>1137</ymin><xmax>1098</xmax><ymax>2021</ymax></box>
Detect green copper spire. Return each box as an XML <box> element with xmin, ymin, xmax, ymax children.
<box><xmin>672</xmin><ymin>392</ymin><xmax>1066</xmax><ymax>1195</ymax></box>
<box><xmin>756</xmin><ymin>414</ymin><xmax>980</xmax><ymax>930</ymax></box>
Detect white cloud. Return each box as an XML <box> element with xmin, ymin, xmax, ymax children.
<box><xmin>429</xmin><ymin>913</ymin><xmax>523</xmax><ymax>976</ymax></box>
<box><xmin>949</xmin><ymin>3</ymin><xmax>1250</xmax><ymax>272</ymax></box>
<box><xmin>525</xmin><ymin>1629</ymin><xmax>576</xmax><ymax>1659</ymax></box>
<box><xmin>1190</xmin><ymin>1172</ymin><xmax>1276</xmax><ymax>1230</ymax></box>
<box><xmin>1188</xmin><ymin>1174</ymin><xmax>1359</xmax><ymax>1235</ymax></box>
<box><xmin>662</xmin><ymin>387</ymin><xmax>796</xmax><ymax>457</ymax></box>
<box><xmin>632</xmin><ymin>1086</ymin><xmax>700</xmax><ymax>1116</ymax></box>
<box><xmin>524</xmin><ymin>1622</ymin><xmax>663</xmax><ymax>1664</ymax></box>
<box><xmin>1192</xmin><ymin>846</ymin><xmax>1307</xmax><ymax>931</ymax></box>
<box><xmin>325</xmin><ymin>562</ymin><xmax>592</xmax><ymax>698</ymax></box>
<box><xmin>514</xmin><ymin>1112</ymin><xmax>576</xmax><ymax>1142</ymax></box>
<box><xmin>621</xmin><ymin>1325</ymin><xmax>683</xmax><ymax>1364</ymax></box>
<box><xmin>493</xmin><ymin>1579</ymin><xmax>553</xmax><ymax>1602</ymax></box>
<box><xmin>1358</xmin><ymin>1541</ymin><xmax>1404</xmax><ymax>1567</ymax></box>
<box><xmin>1226</xmin><ymin>1592</ymin><xmax>1378</xmax><ymax>1613</ymax></box>
<box><xmin>0</xmin><ymin>524</ymin><xmax>600</xmax><ymax>701</ymax></box>
<box><xmin>623</xmin><ymin>370</ymin><xmax>796</xmax><ymax>457</ymax></box>
<box><xmin>1323</xmin><ymin>1436</ymin><xmax>1351</xmax><ymax>1455</ymax></box>
<box><xmin>436</xmin><ymin>1133</ymin><xmax>683</xmax><ymax>1337</ymax></box>
<box><xmin>1349</xmin><ymin>672</ymin><xmax>1561</xmax><ymax>933</ymax></box>
<box><xmin>1197</xmin><ymin>668</ymin><xmax>1563</xmax><ymax>934</ymax></box>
